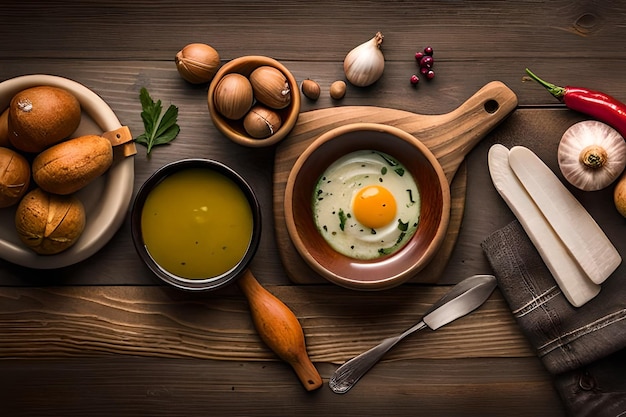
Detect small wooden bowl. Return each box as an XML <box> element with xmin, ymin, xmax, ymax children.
<box><xmin>284</xmin><ymin>123</ymin><xmax>451</xmax><ymax>290</ymax></box>
<box><xmin>208</xmin><ymin>55</ymin><xmax>300</xmax><ymax>147</ymax></box>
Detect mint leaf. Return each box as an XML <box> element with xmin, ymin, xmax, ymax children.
<box><xmin>134</xmin><ymin>87</ymin><xmax>180</xmax><ymax>154</ymax></box>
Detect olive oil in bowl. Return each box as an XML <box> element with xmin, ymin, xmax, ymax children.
<box><xmin>131</xmin><ymin>159</ymin><xmax>261</xmax><ymax>291</ymax></box>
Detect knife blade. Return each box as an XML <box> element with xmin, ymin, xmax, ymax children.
<box><xmin>508</xmin><ymin>146</ymin><xmax>621</xmax><ymax>285</ymax></box>
<box><xmin>488</xmin><ymin>144</ymin><xmax>601</xmax><ymax>307</ymax></box>
<box><xmin>329</xmin><ymin>274</ymin><xmax>497</xmax><ymax>394</ymax></box>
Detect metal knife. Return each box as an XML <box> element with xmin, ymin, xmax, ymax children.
<box><xmin>329</xmin><ymin>274</ymin><xmax>497</xmax><ymax>394</ymax></box>
<box><xmin>488</xmin><ymin>144</ymin><xmax>601</xmax><ymax>307</ymax></box>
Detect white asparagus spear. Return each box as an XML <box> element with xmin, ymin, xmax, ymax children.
<box><xmin>488</xmin><ymin>144</ymin><xmax>600</xmax><ymax>307</ymax></box>
<box><xmin>508</xmin><ymin>145</ymin><xmax>621</xmax><ymax>285</ymax></box>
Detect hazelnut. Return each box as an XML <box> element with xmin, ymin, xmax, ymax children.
<box><xmin>212</xmin><ymin>73</ymin><xmax>254</xmax><ymax>120</ymax></box>
<box><xmin>301</xmin><ymin>79</ymin><xmax>321</xmax><ymax>100</ymax></box>
<box><xmin>243</xmin><ymin>105</ymin><xmax>282</xmax><ymax>139</ymax></box>
<box><xmin>330</xmin><ymin>80</ymin><xmax>347</xmax><ymax>100</ymax></box>
<box><xmin>175</xmin><ymin>43</ymin><xmax>221</xmax><ymax>84</ymax></box>
<box><xmin>249</xmin><ymin>66</ymin><xmax>291</xmax><ymax>110</ymax></box>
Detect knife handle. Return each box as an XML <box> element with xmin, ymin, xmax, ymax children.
<box><xmin>329</xmin><ymin>320</ymin><xmax>428</xmax><ymax>394</ymax></box>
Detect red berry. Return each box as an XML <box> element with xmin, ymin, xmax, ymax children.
<box><xmin>424</xmin><ymin>46</ymin><xmax>434</xmax><ymax>56</ymax></box>
<box><xmin>410</xmin><ymin>74</ymin><xmax>420</xmax><ymax>85</ymax></box>
<box><xmin>415</xmin><ymin>51</ymin><xmax>424</xmax><ymax>61</ymax></box>
<box><xmin>420</xmin><ymin>66</ymin><xmax>429</xmax><ymax>75</ymax></box>
<box><xmin>426</xmin><ymin>70</ymin><xmax>435</xmax><ymax>80</ymax></box>
<box><xmin>420</xmin><ymin>55</ymin><xmax>434</xmax><ymax>68</ymax></box>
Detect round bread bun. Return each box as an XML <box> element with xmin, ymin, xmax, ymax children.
<box><xmin>0</xmin><ymin>146</ymin><xmax>30</xmax><ymax>208</ymax></box>
<box><xmin>8</xmin><ymin>85</ymin><xmax>81</xmax><ymax>153</ymax></box>
<box><xmin>15</xmin><ymin>188</ymin><xmax>86</xmax><ymax>255</ymax></box>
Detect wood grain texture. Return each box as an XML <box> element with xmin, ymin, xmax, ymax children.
<box><xmin>0</xmin><ymin>286</ymin><xmax>532</xmax><ymax>362</ymax></box>
<box><xmin>3</xmin><ymin>0</ymin><xmax>626</xmax><ymax>415</ymax></box>
<box><xmin>0</xmin><ymin>357</ymin><xmax>564</xmax><ymax>417</ymax></box>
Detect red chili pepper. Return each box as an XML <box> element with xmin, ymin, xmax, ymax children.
<box><xmin>525</xmin><ymin>68</ymin><xmax>626</xmax><ymax>139</ymax></box>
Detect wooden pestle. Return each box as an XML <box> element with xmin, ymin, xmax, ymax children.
<box><xmin>237</xmin><ymin>269</ymin><xmax>322</xmax><ymax>391</ymax></box>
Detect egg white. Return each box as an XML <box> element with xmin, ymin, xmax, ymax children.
<box><xmin>313</xmin><ymin>150</ymin><xmax>420</xmax><ymax>259</ymax></box>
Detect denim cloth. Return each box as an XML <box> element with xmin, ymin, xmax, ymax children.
<box><xmin>481</xmin><ymin>220</ymin><xmax>626</xmax><ymax>417</ymax></box>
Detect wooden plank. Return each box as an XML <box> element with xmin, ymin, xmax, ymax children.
<box><xmin>0</xmin><ymin>1</ymin><xmax>623</xmax><ymax>414</ymax></box>
<box><xmin>0</xmin><ymin>1</ymin><xmax>624</xmax><ymax>65</ymax></box>
<box><xmin>0</xmin><ymin>285</ymin><xmax>533</xmax><ymax>361</ymax></box>
<box><xmin>0</xmin><ymin>357</ymin><xmax>566</xmax><ymax>417</ymax></box>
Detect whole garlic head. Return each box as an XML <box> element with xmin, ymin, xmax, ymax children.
<box><xmin>343</xmin><ymin>32</ymin><xmax>385</xmax><ymax>87</ymax></box>
<box><xmin>558</xmin><ymin>120</ymin><xmax>626</xmax><ymax>191</ymax></box>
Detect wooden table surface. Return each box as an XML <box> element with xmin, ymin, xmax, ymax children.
<box><xmin>2</xmin><ymin>1</ymin><xmax>626</xmax><ymax>416</ymax></box>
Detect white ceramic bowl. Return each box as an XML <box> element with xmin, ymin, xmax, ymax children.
<box><xmin>0</xmin><ymin>74</ymin><xmax>135</xmax><ymax>268</ymax></box>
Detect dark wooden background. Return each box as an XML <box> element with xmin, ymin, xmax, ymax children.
<box><xmin>2</xmin><ymin>1</ymin><xmax>626</xmax><ymax>416</ymax></box>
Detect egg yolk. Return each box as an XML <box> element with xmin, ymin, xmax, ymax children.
<box><xmin>352</xmin><ymin>185</ymin><xmax>397</xmax><ymax>229</ymax></box>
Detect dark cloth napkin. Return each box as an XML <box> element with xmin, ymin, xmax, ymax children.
<box><xmin>481</xmin><ymin>220</ymin><xmax>626</xmax><ymax>417</ymax></box>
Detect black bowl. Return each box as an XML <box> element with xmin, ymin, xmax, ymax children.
<box><xmin>130</xmin><ymin>159</ymin><xmax>262</xmax><ymax>291</ymax></box>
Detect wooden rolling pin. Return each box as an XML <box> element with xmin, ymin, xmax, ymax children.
<box><xmin>237</xmin><ymin>269</ymin><xmax>323</xmax><ymax>391</ymax></box>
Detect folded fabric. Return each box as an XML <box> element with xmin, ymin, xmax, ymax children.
<box><xmin>481</xmin><ymin>220</ymin><xmax>626</xmax><ymax>417</ymax></box>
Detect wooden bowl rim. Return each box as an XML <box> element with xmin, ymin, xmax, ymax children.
<box><xmin>208</xmin><ymin>55</ymin><xmax>300</xmax><ymax>148</ymax></box>
<box><xmin>284</xmin><ymin>122</ymin><xmax>451</xmax><ymax>290</ymax></box>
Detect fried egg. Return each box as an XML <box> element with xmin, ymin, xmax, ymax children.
<box><xmin>313</xmin><ymin>150</ymin><xmax>420</xmax><ymax>259</ymax></box>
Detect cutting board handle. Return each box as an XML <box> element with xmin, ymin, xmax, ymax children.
<box><xmin>273</xmin><ymin>80</ymin><xmax>518</xmax><ymax>285</ymax></box>
<box><xmin>415</xmin><ymin>80</ymin><xmax>518</xmax><ymax>182</ymax></box>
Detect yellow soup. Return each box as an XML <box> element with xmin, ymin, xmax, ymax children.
<box><xmin>141</xmin><ymin>168</ymin><xmax>254</xmax><ymax>279</ymax></box>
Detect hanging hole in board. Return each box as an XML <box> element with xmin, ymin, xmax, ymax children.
<box><xmin>484</xmin><ymin>99</ymin><xmax>499</xmax><ymax>114</ymax></box>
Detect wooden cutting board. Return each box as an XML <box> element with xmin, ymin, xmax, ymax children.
<box><xmin>273</xmin><ymin>81</ymin><xmax>518</xmax><ymax>285</ymax></box>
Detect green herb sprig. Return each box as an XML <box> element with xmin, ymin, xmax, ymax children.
<box><xmin>134</xmin><ymin>87</ymin><xmax>180</xmax><ymax>154</ymax></box>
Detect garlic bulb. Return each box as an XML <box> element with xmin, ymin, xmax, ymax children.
<box><xmin>558</xmin><ymin>120</ymin><xmax>626</xmax><ymax>191</ymax></box>
<box><xmin>343</xmin><ymin>32</ymin><xmax>385</xmax><ymax>87</ymax></box>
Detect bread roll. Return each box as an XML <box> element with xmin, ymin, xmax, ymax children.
<box><xmin>8</xmin><ymin>86</ymin><xmax>81</xmax><ymax>153</ymax></box>
<box><xmin>0</xmin><ymin>147</ymin><xmax>31</xmax><ymax>208</ymax></box>
<box><xmin>32</xmin><ymin>134</ymin><xmax>113</xmax><ymax>195</ymax></box>
<box><xmin>0</xmin><ymin>108</ymin><xmax>9</xmax><ymax>148</ymax></box>
<box><xmin>15</xmin><ymin>188</ymin><xmax>86</xmax><ymax>255</ymax></box>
